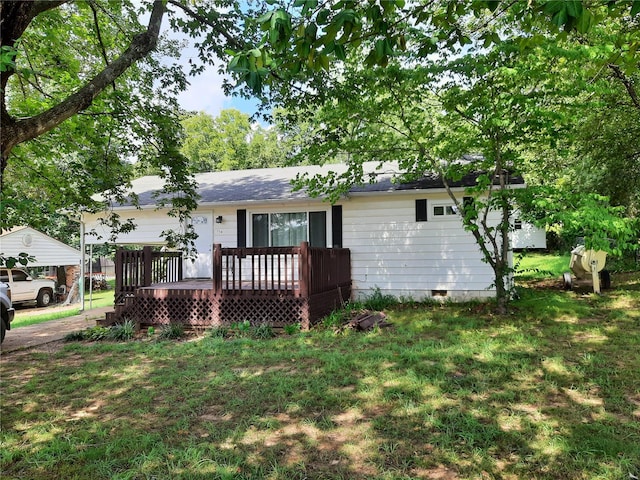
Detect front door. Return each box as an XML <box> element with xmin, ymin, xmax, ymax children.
<box><xmin>184</xmin><ymin>212</ymin><xmax>213</xmax><ymax>278</ymax></box>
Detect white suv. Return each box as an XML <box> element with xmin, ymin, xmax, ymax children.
<box><xmin>0</xmin><ymin>268</ymin><xmax>57</xmax><ymax>308</ymax></box>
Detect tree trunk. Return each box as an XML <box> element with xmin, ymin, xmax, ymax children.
<box><xmin>0</xmin><ymin>0</ymin><xmax>166</xmax><ymax>190</ymax></box>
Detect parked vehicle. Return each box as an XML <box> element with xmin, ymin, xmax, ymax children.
<box><xmin>0</xmin><ymin>268</ymin><xmax>57</xmax><ymax>307</ymax></box>
<box><xmin>1</xmin><ymin>280</ymin><xmax>15</xmax><ymax>343</ymax></box>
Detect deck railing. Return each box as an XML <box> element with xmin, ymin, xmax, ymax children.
<box><xmin>307</xmin><ymin>245</ymin><xmax>351</xmax><ymax>295</ymax></box>
<box><xmin>213</xmin><ymin>242</ymin><xmax>351</xmax><ymax>297</ymax></box>
<box><xmin>115</xmin><ymin>243</ymin><xmax>350</xmax><ymax>302</ymax></box>
<box><xmin>111</xmin><ymin>242</ymin><xmax>351</xmax><ymax>327</ymax></box>
<box><xmin>115</xmin><ymin>247</ymin><xmax>183</xmax><ymax>302</ymax></box>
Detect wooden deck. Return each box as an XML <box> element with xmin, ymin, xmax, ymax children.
<box><xmin>143</xmin><ymin>280</ymin><xmax>213</xmax><ymax>290</ymax></box>
<box><xmin>141</xmin><ymin>279</ymin><xmax>301</xmax><ymax>290</ymax></box>
<box><xmin>108</xmin><ymin>242</ymin><xmax>351</xmax><ymax>329</ymax></box>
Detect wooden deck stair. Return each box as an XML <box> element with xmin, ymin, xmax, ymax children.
<box><xmin>99</xmin><ymin>297</ymin><xmax>135</xmax><ymax>327</ymax></box>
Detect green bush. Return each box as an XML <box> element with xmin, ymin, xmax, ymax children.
<box><xmin>283</xmin><ymin>323</ymin><xmax>301</xmax><ymax>335</ymax></box>
<box><xmin>251</xmin><ymin>323</ymin><xmax>275</xmax><ymax>339</ymax></box>
<box><xmin>63</xmin><ymin>330</ymin><xmax>87</xmax><ymax>342</ymax></box>
<box><xmin>158</xmin><ymin>323</ymin><xmax>185</xmax><ymax>340</ymax></box>
<box><xmin>108</xmin><ymin>319</ymin><xmax>136</xmax><ymax>341</ymax></box>
<box><xmin>85</xmin><ymin>326</ymin><xmax>111</xmax><ymax>341</ymax></box>
<box><xmin>362</xmin><ymin>287</ymin><xmax>398</xmax><ymax>310</ymax></box>
<box><xmin>209</xmin><ymin>326</ymin><xmax>229</xmax><ymax>338</ymax></box>
<box><xmin>231</xmin><ymin>320</ymin><xmax>251</xmax><ymax>337</ymax></box>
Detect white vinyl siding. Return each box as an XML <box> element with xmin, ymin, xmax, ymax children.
<box><xmin>0</xmin><ymin>227</ymin><xmax>81</xmax><ymax>267</ymax></box>
<box><xmin>82</xmin><ymin>193</ymin><xmax>505</xmax><ymax>300</ymax></box>
<box><xmin>83</xmin><ymin>209</ymin><xmax>182</xmax><ymax>245</ymax></box>
<box><xmin>343</xmin><ymin>194</ymin><xmax>498</xmax><ymax>300</ymax></box>
<box><xmin>510</xmin><ymin>221</ymin><xmax>547</xmax><ymax>249</ymax></box>
<box><xmin>211</xmin><ymin>207</ymin><xmax>238</xmax><ymax>247</ymax></box>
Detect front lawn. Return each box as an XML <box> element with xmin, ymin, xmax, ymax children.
<box><xmin>515</xmin><ymin>252</ymin><xmax>571</xmax><ymax>280</ymax></box>
<box><xmin>11</xmin><ymin>280</ymin><xmax>115</xmax><ymax>328</ymax></box>
<box><xmin>1</xmin><ymin>269</ymin><xmax>639</xmax><ymax>479</ymax></box>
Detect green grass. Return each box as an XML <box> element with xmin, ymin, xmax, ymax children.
<box><xmin>2</xmin><ymin>262</ymin><xmax>639</xmax><ymax>479</ymax></box>
<box><xmin>11</xmin><ymin>281</ymin><xmax>115</xmax><ymax>329</ymax></box>
<box><xmin>515</xmin><ymin>252</ymin><xmax>571</xmax><ymax>280</ymax></box>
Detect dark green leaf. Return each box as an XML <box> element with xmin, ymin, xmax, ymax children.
<box><xmin>317</xmin><ymin>8</ymin><xmax>331</xmax><ymax>24</ymax></box>
<box><xmin>486</xmin><ymin>1</ymin><xmax>500</xmax><ymax>12</ymax></box>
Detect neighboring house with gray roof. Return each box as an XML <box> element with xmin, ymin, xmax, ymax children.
<box><xmin>81</xmin><ymin>161</ymin><xmax>543</xmax><ymax>300</ymax></box>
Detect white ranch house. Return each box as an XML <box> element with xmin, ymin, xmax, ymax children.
<box><xmin>82</xmin><ymin>162</ymin><xmax>542</xmax><ymax>302</ymax></box>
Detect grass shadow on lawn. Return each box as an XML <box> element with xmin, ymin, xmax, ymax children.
<box><xmin>1</xmin><ymin>274</ymin><xmax>639</xmax><ymax>479</ymax></box>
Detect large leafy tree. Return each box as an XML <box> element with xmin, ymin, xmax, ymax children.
<box><xmin>0</xmin><ymin>0</ymin><xmax>244</xmax><ymax>252</ymax></box>
<box><xmin>229</xmin><ymin>0</ymin><xmax>639</xmax><ymax>311</ymax></box>
<box><xmin>281</xmin><ymin>41</ymin><xmax>577</xmax><ymax>313</ymax></box>
<box><xmin>155</xmin><ymin>109</ymin><xmax>289</xmax><ymax>174</ymax></box>
<box><xmin>1</xmin><ymin>1</ymin><xmax>163</xmax><ymax>174</ymax></box>
<box><xmin>230</xmin><ymin>1</ymin><xmax>639</xmax><ymax>96</ymax></box>
<box><xmin>515</xmin><ymin>17</ymin><xmax>640</xmax><ymax>249</ymax></box>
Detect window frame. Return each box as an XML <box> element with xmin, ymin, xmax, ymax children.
<box><xmin>432</xmin><ymin>203</ymin><xmax>459</xmax><ymax>218</ymax></box>
<box><xmin>250</xmin><ymin>209</ymin><xmax>328</xmax><ymax>247</ymax></box>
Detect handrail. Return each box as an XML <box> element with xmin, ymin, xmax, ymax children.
<box><xmin>213</xmin><ymin>242</ymin><xmax>351</xmax><ymax>297</ymax></box>
<box><xmin>115</xmin><ymin>247</ymin><xmax>183</xmax><ymax>303</ymax></box>
<box><xmin>115</xmin><ymin>242</ymin><xmax>350</xmax><ymax>303</ymax></box>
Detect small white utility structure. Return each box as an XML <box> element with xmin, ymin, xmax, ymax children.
<box><xmin>563</xmin><ymin>245</ymin><xmax>610</xmax><ymax>294</ymax></box>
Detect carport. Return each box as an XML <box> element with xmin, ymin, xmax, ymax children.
<box><xmin>0</xmin><ymin>226</ymin><xmax>82</xmax><ymax>303</ymax></box>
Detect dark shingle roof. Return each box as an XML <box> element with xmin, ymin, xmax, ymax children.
<box><xmin>114</xmin><ymin>161</ymin><xmax>524</xmax><ymax>207</ymax></box>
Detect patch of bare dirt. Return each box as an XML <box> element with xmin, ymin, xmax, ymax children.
<box><xmin>410</xmin><ymin>465</ymin><xmax>460</xmax><ymax>479</ymax></box>
<box><xmin>4</xmin><ymin>339</ymin><xmax>67</xmax><ymax>357</ymax></box>
<box><xmin>519</xmin><ymin>278</ymin><xmax>563</xmax><ymax>290</ymax></box>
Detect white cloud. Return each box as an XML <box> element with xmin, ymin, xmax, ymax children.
<box><xmin>159</xmin><ymin>3</ymin><xmax>259</xmax><ymax>119</ymax></box>
<box><xmin>177</xmin><ymin>69</ymin><xmax>229</xmax><ymax>116</ymax></box>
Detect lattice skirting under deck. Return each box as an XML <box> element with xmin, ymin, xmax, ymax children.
<box><xmin>125</xmin><ymin>289</ymin><xmax>216</xmax><ymax>326</ymax></box>
<box><xmin>217</xmin><ymin>295</ymin><xmax>309</xmax><ymax>328</ymax></box>
<box><xmin>116</xmin><ymin>288</ymin><xmax>349</xmax><ymax>329</ymax></box>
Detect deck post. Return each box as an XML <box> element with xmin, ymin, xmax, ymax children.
<box><xmin>115</xmin><ymin>248</ymin><xmax>123</xmax><ymax>302</ymax></box>
<box><xmin>213</xmin><ymin>244</ymin><xmax>222</xmax><ymax>295</ymax></box>
<box><xmin>299</xmin><ymin>241</ymin><xmax>310</xmax><ymax>298</ymax></box>
<box><xmin>143</xmin><ymin>246</ymin><xmax>153</xmax><ymax>287</ymax></box>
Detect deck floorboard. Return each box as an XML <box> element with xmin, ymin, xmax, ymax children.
<box><xmin>142</xmin><ymin>279</ymin><xmax>300</xmax><ymax>291</ymax></box>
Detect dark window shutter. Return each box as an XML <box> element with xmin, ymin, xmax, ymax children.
<box><xmin>331</xmin><ymin>205</ymin><xmax>343</xmax><ymax>248</ymax></box>
<box><xmin>415</xmin><ymin>199</ymin><xmax>428</xmax><ymax>222</ymax></box>
<box><xmin>237</xmin><ymin>209</ymin><xmax>246</xmax><ymax>247</ymax></box>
